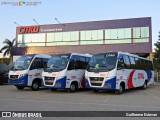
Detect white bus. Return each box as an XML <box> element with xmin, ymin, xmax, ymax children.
<box><xmin>85</xmin><ymin>52</ymin><xmax>154</xmax><ymax>94</ymax></box>
<box><xmin>8</xmin><ymin>54</ymin><xmax>51</xmax><ymax>91</ymax></box>
<box><xmin>42</xmin><ymin>53</ymin><xmax>92</xmax><ymax>92</ymax></box>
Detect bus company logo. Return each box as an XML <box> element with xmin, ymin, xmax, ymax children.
<box><xmin>18</xmin><ymin>26</ymin><xmax>39</xmax><ymax>34</ymax></box>
<box><xmin>2</xmin><ymin>112</ymin><xmax>11</xmax><ymax>117</ymax></box>
<box><xmin>138</xmin><ymin>73</ymin><xmax>144</xmax><ymax>79</ymax></box>
<box><xmin>1</xmin><ymin>0</ymin><xmax>41</xmax><ymax>6</ymax></box>
<box><xmin>18</xmin><ymin>0</ymin><xmax>26</xmax><ymax>6</ymax></box>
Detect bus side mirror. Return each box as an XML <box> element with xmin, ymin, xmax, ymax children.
<box><xmin>69</xmin><ymin>58</ymin><xmax>75</xmax><ymax>62</ymax></box>
<box><xmin>118</xmin><ymin>57</ymin><xmax>123</xmax><ymax>62</ymax></box>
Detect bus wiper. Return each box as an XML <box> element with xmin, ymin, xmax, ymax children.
<box><xmin>51</xmin><ymin>65</ymin><xmax>59</xmax><ymax>68</ymax></box>
<box><xmin>99</xmin><ymin>65</ymin><xmax>109</xmax><ymax>69</ymax></box>
<box><xmin>12</xmin><ymin>66</ymin><xmax>17</xmax><ymax>70</ymax></box>
<box><xmin>88</xmin><ymin>66</ymin><xmax>96</xmax><ymax>69</ymax></box>
<box><xmin>88</xmin><ymin>65</ymin><xmax>100</xmax><ymax>72</ymax></box>
<box><xmin>17</xmin><ymin>66</ymin><xmax>25</xmax><ymax>70</ymax></box>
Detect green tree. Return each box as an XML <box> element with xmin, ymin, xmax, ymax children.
<box><xmin>0</xmin><ymin>38</ymin><xmax>15</xmax><ymax>63</ymax></box>
<box><xmin>154</xmin><ymin>31</ymin><xmax>160</xmax><ymax>72</ymax></box>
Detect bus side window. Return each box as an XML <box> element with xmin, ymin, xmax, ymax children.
<box><xmin>129</xmin><ymin>56</ymin><xmax>136</xmax><ymax>69</ymax></box>
<box><xmin>68</xmin><ymin>55</ymin><xmax>79</xmax><ymax>70</ymax></box>
<box><xmin>30</xmin><ymin>58</ymin><xmax>42</xmax><ymax>70</ymax></box>
<box><xmin>148</xmin><ymin>61</ymin><xmax>153</xmax><ymax>70</ymax></box>
<box><xmin>79</xmin><ymin>56</ymin><xmax>88</xmax><ymax>69</ymax></box>
<box><xmin>86</xmin><ymin>57</ymin><xmax>90</xmax><ymax>63</ymax></box>
<box><xmin>135</xmin><ymin>58</ymin><xmax>142</xmax><ymax>70</ymax></box>
<box><xmin>141</xmin><ymin>59</ymin><xmax>147</xmax><ymax>70</ymax></box>
<box><xmin>42</xmin><ymin>58</ymin><xmax>49</xmax><ymax>68</ymax></box>
<box><xmin>117</xmin><ymin>54</ymin><xmax>125</xmax><ymax>69</ymax></box>
<box><xmin>124</xmin><ymin>55</ymin><xmax>131</xmax><ymax>69</ymax></box>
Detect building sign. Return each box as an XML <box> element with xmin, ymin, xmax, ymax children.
<box><xmin>18</xmin><ymin>26</ymin><xmax>39</xmax><ymax>34</ymax></box>
<box><xmin>40</xmin><ymin>28</ymin><xmax>63</xmax><ymax>32</ymax></box>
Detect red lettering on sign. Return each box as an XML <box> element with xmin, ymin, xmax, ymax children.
<box><xmin>52</xmin><ymin>74</ymin><xmax>56</xmax><ymax>76</ymax></box>
<box><xmin>138</xmin><ymin>73</ymin><xmax>144</xmax><ymax>79</ymax></box>
<box><xmin>18</xmin><ymin>26</ymin><xmax>39</xmax><ymax>34</ymax></box>
<box><xmin>16</xmin><ymin>72</ymin><xmax>21</xmax><ymax>75</ymax></box>
<box><xmin>100</xmin><ymin>74</ymin><xmax>105</xmax><ymax>76</ymax></box>
<box><xmin>71</xmin><ymin>76</ymin><xmax>76</xmax><ymax>79</ymax></box>
<box><xmin>120</xmin><ymin>76</ymin><xmax>123</xmax><ymax>79</ymax></box>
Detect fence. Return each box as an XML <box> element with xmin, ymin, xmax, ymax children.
<box><xmin>154</xmin><ymin>72</ymin><xmax>160</xmax><ymax>82</ymax></box>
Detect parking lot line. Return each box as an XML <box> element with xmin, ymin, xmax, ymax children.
<box><xmin>0</xmin><ymin>97</ymin><xmax>160</xmax><ymax>110</ymax></box>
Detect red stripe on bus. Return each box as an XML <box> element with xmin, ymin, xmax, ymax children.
<box><xmin>127</xmin><ymin>70</ymin><xmax>136</xmax><ymax>89</ymax></box>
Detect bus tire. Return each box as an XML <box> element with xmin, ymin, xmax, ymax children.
<box><xmin>16</xmin><ymin>86</ymin><xmax>25</xmax><ymax>90</ymax></box>
<box><xmin>142</xmin><ymin>81</ymin><xmax>147</xmax><ymax>90</ymax></box>
<box><xmin>31</xmin><ymin>80</ymin><xmax>40</xmax><ymax>91</ymax></box>
<box><xmin>115</xmin><ymin>84</ymin><xmax>123</xmax><ymax>94</ymax></box>
<box><xmin>51</xmin><ymin>88</ymin><xmax>57</xmax><ymax>91</ymax></box>
<box><xmin>68</xmin><ymin>82</ymin><xmax>78</xmax><ymax>93</ymax></box>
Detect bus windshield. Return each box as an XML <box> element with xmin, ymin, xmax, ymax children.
<box><xmin>44</xmin><ymin>54</ymin><xmax>70</xmax><ymax>72</ymax></box>
<box><xmin>11</xmin><ymin>55</ymin><xmax>34</xmax><ymax>71</ymax></box>
<box><xmin>87</xmin><ymin>53</ymin><xmax>118</xmax><ymax>72</ymax></box>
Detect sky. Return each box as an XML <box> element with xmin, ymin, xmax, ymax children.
<box><xmin>0</xmin><ymin>0</ymin><xmax>160</xmax><ymax>57</ymax></box>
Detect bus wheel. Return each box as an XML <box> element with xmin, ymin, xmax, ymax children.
<box><xmin>142</xmin><ymin>81</ymin><xmax>147</xmax><ymax>90</ymax></box>
<box><xmin>51</xmin><ymin>88</ymin><xmax>57</xmax><ymax>91</ymax></box>
<box><xmin>115</xmin><ymin>84</ymin><xmax>123</xmax><ymax>94</ymax></box>
<box><xmin>31</xmin><ymin>81</ymin><xmax>40</xmax><ymax>91</ymax></box>
<box><xmin>68</xmin><ymin>82</ymin><xmax>78</xmax><ymax>93</ymax></box>
<box><xmin>16</xmin><ymin>86</ymin><xmax>25</xmax><ymax>90</ymax></box>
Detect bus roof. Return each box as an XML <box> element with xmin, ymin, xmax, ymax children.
<box><xmin>93</xmin><ymin>51</ymin><xmax>151</xmax><ymax>61</ymax></box>
<box><xmin>52</xmin><ymin>53</ymin><xmax>92</xmax><ymax>57</ymax></box>
<box><xmin>22</xmin><ymin>54</ymin><xmax>51</xmax><ymax>58</ymax></box>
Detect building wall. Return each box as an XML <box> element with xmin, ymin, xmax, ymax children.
<box><xmin>14</xmin><ymin>17</ymin><xmax>152</xmax><ymax>56</ymax></box>
<box><xmin>14</xmin><ymin>43</ymin><xmax>151</xmax><ymax>55</ymax></box>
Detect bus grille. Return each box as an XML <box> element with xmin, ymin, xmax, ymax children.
<box><xmin>44</xmin><ymin>77</ymin><xmax>55</xmax><ymax>85</ymax></box>
<box><xmin>90</xmin><ymin>77</ymin><xmax>104</xmax><ymax>86</ymax></box>
<box><xmin>10</xmin><ymin>75</ymin><xmax>19</xmax><ymax>81</ymax></box>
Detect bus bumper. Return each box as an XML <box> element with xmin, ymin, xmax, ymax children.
<box><xmin>44</xmin><ymin>77</ymin><xmax>66</xmax><ymax>89</ymax></box>
<box><xmin>85</xmin><ymin>77</ymin><xmax>116</xmax><ymax>90</ymax></box>
<box><xmin>8</xmin><ymin>74</ymin><xmax>28</xmax><ymax>86</ymax></box>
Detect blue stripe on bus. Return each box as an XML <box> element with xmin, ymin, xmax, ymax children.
<box><xmin>145</xmin><ymin>70</ymin><xmax>152</xmax><ymax>82</ymax></box>
<box><xmin>8</xmin><ymin>74</ymin><xmax>28</xmax><ymax>86</ymax></box>
<box><xmin>44</xmin><ymin>76</ymin><xmax>66</xmax><ymax>89</ymax></box>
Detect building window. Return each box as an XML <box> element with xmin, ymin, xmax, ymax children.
<box><xmin>105</xmin><ymin>28</ymin><xmax>132</xmax><ymax>44</ymax></box>
<box><xmin>55</xmin><ymin>32</ymin><xmax>63</xmax><ymax>41</ymax></box>
<box><xmin>80</xmin><ymin>30</ymin><xmax>103</xmax><ymax>45</ymax></box>
<box><xmin>17</xmin><ymin>27</ymin><xmax>150</xmax><ymax>47</ymax></box>
<box><xmin>133</xmin><ymin>27</ymin><xmax>149</xmax><ymax>43</ymax></box>
<box><xmin>70</xmin><ymin>32</ymin><xmax>79</xmax><ymax>41</ymax></box>
<box><xmin>46</xmin><ymin>31</ymin><xmax>79</xmax><ymax>46</ymax></box>
<box><xmin>17</xmin><ymin>33</ymin><xmax>45</xmax><ymax>47</ymax></box>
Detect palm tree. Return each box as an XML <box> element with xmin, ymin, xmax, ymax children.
<box><xmin>0</xmin><ymin>38</ymin><xmax>15</xmax><ymax>63</ymax></box>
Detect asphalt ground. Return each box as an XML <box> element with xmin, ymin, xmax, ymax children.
<box><xmin>0</xmin><ymin>83</ymin><xmax>160</xmax><ymax>120</ymax></box>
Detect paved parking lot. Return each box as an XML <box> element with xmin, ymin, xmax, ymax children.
<box><xmin>0</xmin><ymin>82</ymin><xmax>160</xmax><ymax>112</ymax></box>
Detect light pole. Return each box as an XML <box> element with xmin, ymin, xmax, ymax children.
<box><xmin>14</xmin><ymin>22</ymin><xmax>21</xmax><ymax>26</ymax></box>
<box><xmin>33</xmin><ymin>18</ymin><xmax>40</xmax><ymax>25</ymax></box>
<box><xmin>55</xmin><ymin>18</ymin><xmax>65</xmax><ymax>26</ymax></box>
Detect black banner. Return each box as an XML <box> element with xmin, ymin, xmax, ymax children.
<box><xmin>0</xmin><ymin>111</ymin><xmax>159</xmax><ymax>117</ymax></box>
